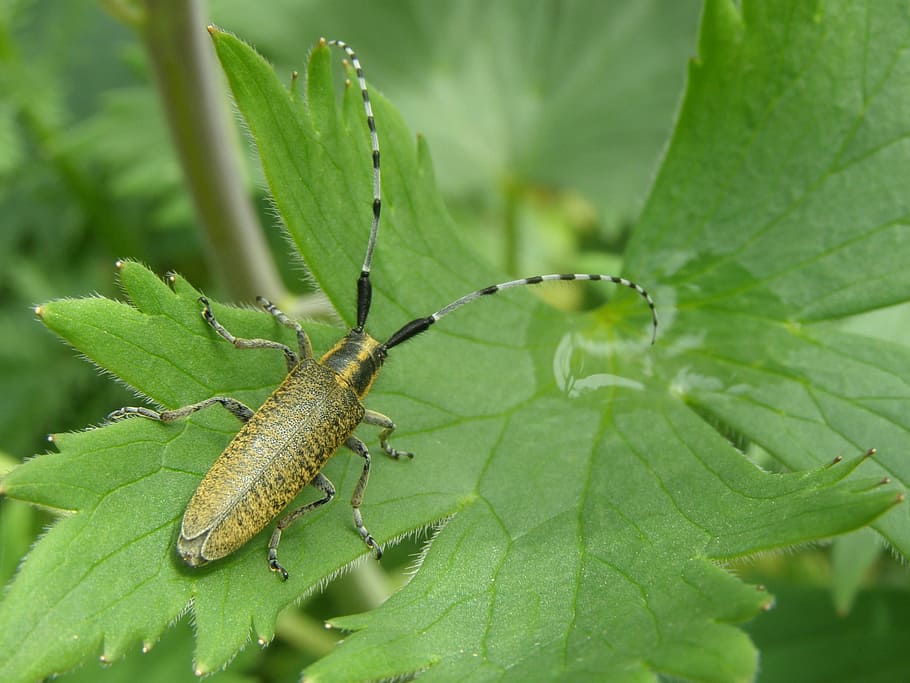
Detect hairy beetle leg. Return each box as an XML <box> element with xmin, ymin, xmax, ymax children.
<box><xmin>200</xmin><ymin>296</ymin><xmax>301</xmax><ymax>372</ymax></box>
<box><xmin>256</xmin><ymin>296</ymin><xmax>313</xmax><ymax>360</ymax></box>
<box><xmin>107</xmin><ymin>396</ymin><xmax>254</xmax><ymax>424</ymax></box>
<box><xmin>345</xmin><ymin>436</ymin><xmax>383</xmax><ymax>558</ymax></box>
<box><xmin>363</xmin><ymin>409</ymin><xmax>414</xmax><ymax>460</ymax></box>
<box><xmin>268</xmin><ymin>473</ymin><xmax>336</xmax><ymax>581</ymax></box>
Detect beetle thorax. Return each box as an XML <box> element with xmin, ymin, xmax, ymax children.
<box><xmin>319</xmin><ymin>329</ymin><xmax>386</xmax><ymax>398</ymax></box>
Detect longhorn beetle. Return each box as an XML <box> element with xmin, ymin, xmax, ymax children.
<box><xmin>108</xmin><ymin>37</ymin><xmax>658</xmax><ymax>580</ymax></box>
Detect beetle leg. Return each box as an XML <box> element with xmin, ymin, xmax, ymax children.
<box><xmin>107</xmin><ymin>396</ymin><xmax>254</xmax><ymax>423</ymax></box>
<box><xmin>256</xmin><ymin>296</ymin><xmax>313</xmax><ymax>360</ymax></box>
<box><xmin>362</xmin><ymin>409</ymin><xmax>414</xmax><ymax>460</ymax></box>
<box><xmin>345</xmin><ymin>436</ymin><xmax>383</xmax><ymax>559</ymax></box>
<box><xmin>200</xmin><ymin>296</ymin><xmax>300</xmax><ymax>372</ymax></box>
<box><xmin>268</xmin><ymin>473</ymin><xmax>336</xmax><ymax>580</ymax></box>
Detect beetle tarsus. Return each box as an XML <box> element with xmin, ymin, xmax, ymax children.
<box><xmin>269</xmin><ymin>557</ymin><xmax>289</xmax><ymax>581</ymax></box>
<box><xmin>382</xmin><ymin>440</ymin><xmax>414</xmax><ymax>460</ymax></box>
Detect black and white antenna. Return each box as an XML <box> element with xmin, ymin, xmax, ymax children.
<box><xmin>325</xmin><ymin>39</ymin><xmax>657</xmax><ymax>352</ymax></box>
<box><xmin>325</xmin><ymin>38</ymin><xmax>381</xmax><ymax>333</ymax></box>
<box><xmin>385</xmin><ymin>274</ymin><xmax>658</xmax><ymax>350</ymax></box>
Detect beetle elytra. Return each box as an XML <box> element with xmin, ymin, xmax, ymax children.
<box><xmin>108</xmin><ymin>38</ymin><xmax>658</xmax><ymax>580</ymax></box>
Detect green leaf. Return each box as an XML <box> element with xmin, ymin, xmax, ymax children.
<box><xmin>52</xmin><ymin>619</ymin><xmax>257</xmax><ymax>683</ymax></box>
<box><xmin>1</xmin><ymin>4</ymin><xmax>908</xmax><ymax>682</ymax></box>
<box><xmin>627</xmin><ymin>0</ymin><xmax>910</xmax><ymax>553</ymax></box>
<box><xmin>830</xmin><ymin>528</ymin><xmax>882</xmax><ymax>614</ymax></box>
<box><xmin>745</xmin><ymin>584</ymin><xmax>910</xmax><ymax>683</ymax></box>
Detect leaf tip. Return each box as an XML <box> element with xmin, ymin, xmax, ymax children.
<box><xmin>823</xmin><ymin>447</ymin><xmax>878</xmax><ymax>479</ymax></box>
<box><xmin>206</xmin><ymin>24</ymin><xmax>219</xmax><ymax>37</ymax></box>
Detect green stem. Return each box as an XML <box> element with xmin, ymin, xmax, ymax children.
<box><xmin>276</xmin><ymin>607</ymin><xmax>340</xmax><ymax>658</ymax></box>
<box><xmin>139</xmin><ymin>0</ymin><xmax>285</xmax><ymax>301</ymax></box>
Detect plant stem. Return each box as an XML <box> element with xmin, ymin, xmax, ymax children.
<box><xmin>139</xmin><ymin>0</ymin><xmax>285</xmax><ymax>301</ymax></box>
<box><xmin>275</xmin><ymin>608</ymin><xmax>340</xmax><ymax>658</ymax></box>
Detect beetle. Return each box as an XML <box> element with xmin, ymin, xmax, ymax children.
<box><xmin>108</xmin><ymin>38</ymin><xmax>658</xmax><ymax>580</ymax></box>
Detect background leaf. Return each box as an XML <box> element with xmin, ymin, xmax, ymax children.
<box><xmin>743</xmin><ymin>575</ymin><xmax>910</xmax><ymax>683</ymax></box>
<box><xmin>209</xmin><ymin>0</ymin><xmax>702</xmax><ymax>237</ymax></box>
<box><xmin>626</xmin><ymin>0</ymin><xmax>910</xmax><ymax>555</ymax></box>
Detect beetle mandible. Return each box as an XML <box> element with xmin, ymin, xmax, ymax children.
<box><xmin>108</xmin><ymin>38</ymin><xmax>659</xmax><ymax>580</ymax></box>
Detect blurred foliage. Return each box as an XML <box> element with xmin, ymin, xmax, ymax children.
<box><xmin>2</xmin><ymin>0</ymin><xmax>909</xmax><ymax>681</ymax></box>
<box><xmin>210</xmin><ymin>0</ymin><xmax>702</xmax><ymax>282</ymax></box>
<box><xmin>1</xmin><ymin>1</ymin><xmax>192</xmax><ymax>459</ymax></box>
<box><xmin>736</xmin><ymin>543</ymin><xmax>910</xmax><ymax>683</ymax></box>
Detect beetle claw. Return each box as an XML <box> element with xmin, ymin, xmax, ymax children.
<box><xmin>269</xmin><ymin>559</ymin><xmax>289</xmax><ymax>581</ymax></box>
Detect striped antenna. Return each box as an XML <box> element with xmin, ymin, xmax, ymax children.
<box><xmin>326</xmin><ymin>38</ymin><xmax>380</xmax><ymax>332</ymax></box>
<box><xmin>384</xmin><ymin>274</ymin><xmax>658</xmax><ymax>350</ymax></box>
<box><xmin>319</xmin><ymin>41</ymin><xmax>658</xmax><ymax>350</ymax></box>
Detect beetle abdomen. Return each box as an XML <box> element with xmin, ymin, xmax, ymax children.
<box><xmin>178</xmin><ymin>360</ymin><xmax>365</xmax><ymax>566</ymax></box>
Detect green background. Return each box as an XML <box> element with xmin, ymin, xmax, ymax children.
<box><xmin>1</xmin><ymin>1</ymin><xmax>909</xmax><ymax>682</ymax></box>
